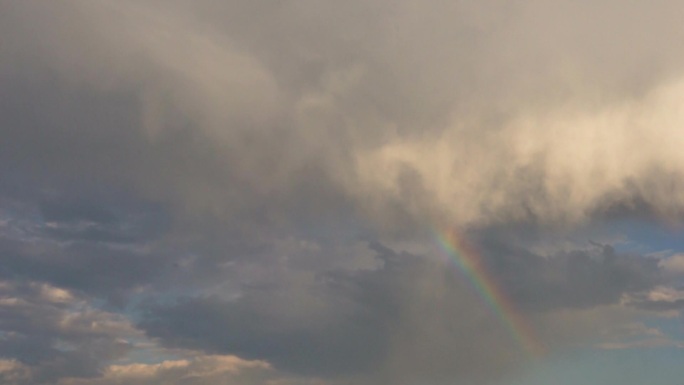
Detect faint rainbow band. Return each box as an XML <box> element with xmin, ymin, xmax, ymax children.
<box><xmin>436</xmin><ymin>229</ymin><xmax>545</xmax><ymax>357</ymax></box>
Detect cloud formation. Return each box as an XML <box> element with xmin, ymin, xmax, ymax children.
<box><xmin>5</xmin><ymin>0</ymin><xmax>684</xmax><ymax>229</ymax></box>
<box><xmin>2</xmin><ymin>0</ymin><xmax>684</xmax><ymax>384</ymax></box>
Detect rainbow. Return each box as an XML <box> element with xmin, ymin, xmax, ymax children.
<box><xmin>437</xmin><ymin>228</ymin><xmax>545</xmax><ymax>358</ymax></box>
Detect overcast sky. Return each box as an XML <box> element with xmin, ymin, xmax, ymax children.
<box><xmin>2</xmin><ymin>1</ymin><xmax>684</xmax><ymax>384</ymax></box>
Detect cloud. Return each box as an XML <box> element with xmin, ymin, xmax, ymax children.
<box><xmin>0</xmin><ymin>359</ymin><xmax>32</xmax><ymax>385</ymax></box>
<box><xmin>658</xmin><ymin>254</ymin><xmax>684</xmax><ymax>276</ymax></box>
<box><xmin>2</xmin><ymin>1</ymin><xmax>684</xmax><ymax>384</ymax></box>
<box><xmin>3</xmin><ymin>0</ymin><xmax>684</xmax><ymax>230</ymax></box>
<box><xmin>136</xmin><ymin>239</ymin><xmax>667</xmax><ymax>384</ymax></box>
<box><xmin>474</xmin><ymin>237</ymin><xmax>661</xmax><ymax>311</ymax></box>
<box><xmin>593</xmin><ymin>322</ymin><xmax>684</xmax><ymax>350</ymax></box>
<box><xmin>0</xmin><ymin>281</ymin><xmax>139</xmax><ymax>384</ymax></box>
<box><xmin>138</xmin><ymin>242</ymin><xmax>521</xmax><ymax>384</ymax></box>
<box><xmin>56</xmin><ymin>355</ymin><xmax>281</xmax><ymax>385</ymax></box>
<box><xmin>625</xmin><ymin>286</ymin><xmax>684</xmax><ymax>312</ymax></box>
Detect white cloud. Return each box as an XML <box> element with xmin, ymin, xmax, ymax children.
<box><xmin>659</xmin><ymin>254</ymin><xmax>684</xmax><ymax>275</ymax></box>
<box><xmin>645</xmin><ymin>286</ymin><xmax>684</xmax><ymax>303</ymax></box>
<box><xmin>36</xmin><ymin>283</ymin><xmax>74</xmax><ymax>304</ymax></box>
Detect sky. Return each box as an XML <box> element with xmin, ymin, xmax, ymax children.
<box><xmin>1</xmin><ymin>0</ymin><xmax>684</xmax><ymax>384</ymax></box>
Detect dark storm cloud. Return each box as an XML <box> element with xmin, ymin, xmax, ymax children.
<box><xmin>140</xmin><ymin>295</ymin><xmax>388</xmax><ymax>377</ymax></box>
<box><xmin>137</xmin><ymin>246</ymin><xmax>405</xmax><ymax>377</ymax></box>
<box><xmin>0</xmin><ymin>192</ymin><xmax>174</xmax><ymax>306</ymax></box>
<box><xmin>0</xmin><ymin>239</ymin><xmax>159</xmax><ymax>303</ymax></box>
<box><xmin>474</xmin><ymin>235</ymin><xmax>661</xmax><ymax>311</ymax></box>
<box><xmin>137</xmin><ymin>238</ymin><xmax>666</xmax><ymax>380</ymax></box>
<box><xmin>136</xmin><ymin>243</ymin><xmax>421</xmax><ymax>377</ymax></box>
<box><xmin>38</xmin><ymin>196</ymin><xmax>169</xmax><ymax>244</ymax></box>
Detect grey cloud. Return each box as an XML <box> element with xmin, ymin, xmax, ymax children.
<box><xmin>139</xmin><ymin>241</ymin><xmax>519</xmax><ymax>383</ymax></box>
<box><xmin>133</xmin><ymin>244</ymin><xmax>385</xmax><ymax>377</ymax></box>
<box><xmin>135</xmin><ymin>236</ymin><xmax>667</xmax><ymax>381</ymax></box>
<box><xmin>623</xmin><ymin>285</ymin><xmax>684</xmax><ymax>312</ymax></box>
<box><xmin>474</xmin><ymin>235</ymin><xmax>661</xmax><ymax>311</ymax></box>
<box><xmin>0</xmin><ymin>190</ymin><xmax>671</xmax><ymax>385</ymax></box>
<box><xmin>5</xmin><ymin>0</ymin><xmax>684</xmax><ymax>230</ymax></box>
<box><xmin>1</xmin><ymin>1</ymin><xmax>684</xmax><ymax>384</ymax></box>
<box><xmin>0</xmin><ymin>282</ymin><xmax>137</xmax><ymax>384</ymax></box>
<box><xmin>0</xmin><ymin>196</ymin><xmax>172</xmax><ymax>305</ymax></box>
<box><xmin>632</xmin><ymin>299</ymin><xmax>684</xmax><ymax>312</ymax></box>
<box><xmin>37</xmin><ymin>196</ymin><xmax>169</xmax><ymax>244</ymax></box>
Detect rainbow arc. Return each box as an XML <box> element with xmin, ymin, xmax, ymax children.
<box><xmin>437</xmin><ymin>229</ymin><xmax>545</xmax><ymax>358</ymax></box>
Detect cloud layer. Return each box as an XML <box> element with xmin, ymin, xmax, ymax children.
<box><xmin>2</xmin><ymin>0</ymin><xmax>684</xmax><ymax>384</ymax></box>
